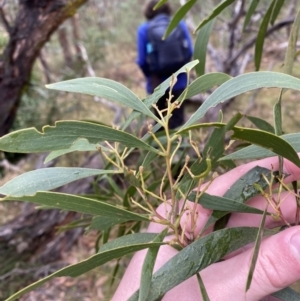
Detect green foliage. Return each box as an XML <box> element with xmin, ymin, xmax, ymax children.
<box><xmin>194</xmin><ymin>18</ymin><xmax>215</xmax><ymax>76</ymax></box>
<box><xmin>139</xmin><ymin>229</ymin><xmax>168</xmax><ymax>301</ymax></box>
<box><xmin>46</xmin><ymin>77</ymin><xmax>157</xmax><ymax>119</ymax></box>
<box><xmin>0</xmin><ymin>121</ymin><xmax>158</xmax><ymax>153</ymax></box>
<box><xmin>243</xmin><ymin>0</ymin><xmax>260</xmax><ymax>30</ymax></box>
<box><xmin>5</xmin><ymin>192</ymin><xmax>149</xmax><ymax>222</ymax></box>
<box><xmin>163</xmin><ymin>0</ymin><xmax>197</xmax><ymax>39</ymax></box>
<box><xmin>201</xmin><ymin>166</ymin><xmax>275</xmax><ymax>233</ymax></box>
<box><xmin>221</xmin><ymin>133</ymin><xmax>300</xmax><ymax>161</ymax></box>
<box><xmin>128</xmin><ymin>227</ymin><xmax>274</xmax><ymax>301</ymax></box>
<box><xmin>2</xmin><ymin>1</ymin><xmax>300</xmax><ymax>300</ymax></box>
<box><xmin>0</xmin><ymin>167</ymin><xmax>120</xmax><ymax>197</ymax></box>
<box><xmin>255</xmin><ymin>0</ymin><xmax>276</xmax><ymax>70</ymax></box>
<box><xmin>5</xmin><ymin>233</ymin><xmax>164</xmax><ymax>301</ymax></box>
<box><xmin>246</xmin><ymin>116</ymin><xmax>275</xmax><ymax>133</ymax></box>
<box><xmin>194</xmin><ymin>0</ymin><xmax>236</xmax><ymax>32</ymax></box>
<box><xmin>181</xmin><ymin>122</ymin><xmax>300</xmax><ymax>166</ymax></box>
<box><xmin>246</xmin><ymin>205</ymin><xmax>268</xmax><ymax>291</ymax></box>
<box><xmin>181</xmin><ymin>71</ymin><xmax>300</xmax><ymax>129</ymax></box>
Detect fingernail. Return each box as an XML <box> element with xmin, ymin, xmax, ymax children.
<box><xmin>290</xmin><ymin>231</ymin><xmax>300</xmax><ymax>259</ymax></box>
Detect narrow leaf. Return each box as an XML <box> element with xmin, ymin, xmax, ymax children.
<box><xmin>202</xmin><ymin>166</ymin><xmax>274</xmax><ymax>233</ymax></box>
<box><xmin>3</xmin><ymin>191</ymin><xmax>149</xmax><ymax>221</ymax></box>
<box><xmin>273</xmin><ymin>92</ymin><xmax>283</xmax><ymax>173</ymax></box>
<box><xmin>246</xmin><ymin>116</ymin><xmax>275</xmax><ymax>133</ymax></box>
<box><xmin>231</xmin><ymin>127</ymin><xmax>300</xmax><ymax>167</ymax></box>
<box><xmin>181</xmin><ymin>71</ymin><xmax>300</xmax><ymax>128</ymax></box>
<box><xmin>194</xmin><ymin>0</ymin><xmax>236</xmax><ymax>32</ymax></box>
<box><xmin>98</xmin><ymin>233</ymin><xmax>161</xmax><ymax>252</ymax></box>
<box><xmin>220</xmin><ymin>133</ymin><xmax>300</xmax><ymax>161</ymax></box>
<box><xmin>140</xmin><ymin>152</ymin><xmax>159</xmax><ymax>170</ymax></box>
<box><xmin>194</xmin><ymin>18</ymin><xmax>215</xmax><ymax>76</ymax></box>
<box><xmin>106</xmin><ymin>176</ymin><xmax>124</xmax><ymax>197</ymax></box>
<box><xmin>163</xmin><ymin>0</ymin><xmax>197</xmax><ymax>39</ymax></box>
<box><xmin>128</xmin><ymin>227</ymin><xmax>273</xmax><ymax>301</ymax></box>
<box><xmin>44</xmin><ymin>139</ymin><xmax>109</xmax><ymax>163</ymax></box>
<box><xmin>5</xmin><ymin>233</ymin><xmax>164</xmax><ymax>301</ymax></box>
<box><xmin>153</xmin><ymin>0</ymin><xmax>168</xmax><ymax>10</ymax></box>
<box><xmin>90</xmin><ymin>216</ymin><xmax>128</xmax><ymax>231</ymax></box>
<box><xmin>246</xmin><ymin>204</ymin><xmax>268</xmax><ymax>291</ymax></box>
<box><xmin>255</xmin><ymin>0</ymin><xmax>275</xmax><ymax>70</ymax></box>
<box><xmin>123</xmin><ymin>186</ymin><xmax>136</xmax><ymax>209</ymax></box>
<box><xmin>270</xmin><ymin>0</ymin><xmax>285</xmax><ymax>26</ymax></box>
<box><xmin>176</xmin><ymin>72</ymin><xmax>231</xmax><ymax>105</ymax></box>
<box><xmin>0</xmin><ymin>121</ymin><xmax>158</xmax><ymax>154</ymax></box>
<box><xmin>197</xmin><ymin>273</ymin><xmax>210</xmax><ymax>301</ymax></box>
<box><xmin>139</xmin><ymin>229</ymin><xmax>168</xmax><ymax>301</ymax></box>
<box><xmin>243</xmin><ymin>0</ymin><xmax>260</xmax><ymax>30</ymax></box>
<box><xmin>273</xmin><ymin>89</ymin><xmax>283</xmax><ymax>136</ymax></box>
<box><xmin>110</xmin><ymin>261</ymin><xmax>121</xmax><ymax>287</ymax></box>
<box><xmin>188</xmin><ymin>191</ymin><xmax>268</xmax><ymax>215</ymax></box>
<box><xmin>179</xmin><ymin>123</ymin><xmax>300</xmax><ymax>167</ymax></box>
<box><xmin>0</xmin><ymin>167</ymin><xmax>120</xmax><ymax>197</ymax></box>
<box><xmin>46</xmin><ymin>77</ymin><xmax>157</xmax><ymax>120</ymax></box>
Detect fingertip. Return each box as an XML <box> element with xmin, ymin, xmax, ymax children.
<box><xmin>247</xmin><ymin>226</ymin><xmax>300</xmax><ymax>298</ymax></box>
<box><xmin>289</xmin><ymin>229</ymin><xmax>300</xmax><ymax>264</ymax></box>
<box><xmin>201</xmin><ymin>227</ymin><xmax>300</xmax><ymax>300</ymax></box>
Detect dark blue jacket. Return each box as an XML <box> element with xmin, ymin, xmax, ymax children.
<box><xmin>136</xmin><ymin>15</ymin><xmax>193</xmax><ymax>94</ymax></box>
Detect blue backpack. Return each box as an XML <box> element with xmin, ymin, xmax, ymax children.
<box><xmin>146</xmin><ymin>14</ymin><xmax>190</xmax><ymax>76</ymax></box>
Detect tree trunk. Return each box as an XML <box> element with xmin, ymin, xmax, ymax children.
<box><xmin>0</xmin><ymin>0</ymin><xmax>88</xmax><ymax>137</ymax></box>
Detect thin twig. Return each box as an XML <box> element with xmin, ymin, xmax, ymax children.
<box><xmin>0</xmin><ymin>3</ymin><xmax>11</xmax><ymax>33</ymax></box>
<box><xmin>229</xmin><ymin>18</ymin><xmax>295</xmax><ymax>66</ymax></box>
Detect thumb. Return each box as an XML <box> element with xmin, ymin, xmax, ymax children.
<box><xmin>201</xmin><ymin>226</ymin><xmax>300</xmax><ymax>301</ymax></box>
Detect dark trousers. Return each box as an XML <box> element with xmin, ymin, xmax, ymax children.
<box><xmin>155</xmin><ymin>89</ymin><xmax>185</xmax><ymax>130</ymax></box>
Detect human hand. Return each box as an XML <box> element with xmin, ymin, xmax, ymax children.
<box><xmin>112</xmin><ymin>156</ymin><xmax>300</xmax><ymax>301</ymax></box>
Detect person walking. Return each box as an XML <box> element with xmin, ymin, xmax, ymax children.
<box><xmin>136</xmin><ymin>0</ymin><xmax>193</xmax><ymax>130</ymax></box>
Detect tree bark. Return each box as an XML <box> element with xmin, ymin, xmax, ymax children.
<box><xmin>0</xmin><ymin>0</ymin><xmax>88</xmax><ymax>137</ymax></box>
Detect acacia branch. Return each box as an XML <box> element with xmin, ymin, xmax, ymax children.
<box><xmin>229</xmin><ymin>17</ymin><xmax>295</xmax><ymax>66</ymax></box>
